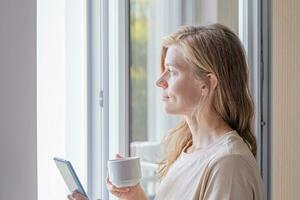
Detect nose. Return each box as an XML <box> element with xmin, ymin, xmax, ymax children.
<box><xmin>156</xmin><ymin>76</ymin><xmax>168</xmax><ymax>89</ymax></box>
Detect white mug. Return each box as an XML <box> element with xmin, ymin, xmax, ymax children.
<box><xmin>107</xmin><ymin>157</ymin><xmax>142</xmax><ymax>188</ymax></box>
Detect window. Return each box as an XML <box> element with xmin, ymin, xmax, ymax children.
<box><xmin>37</xmin><ymin>0</ymin><xmax>88</xmax><ymax>199</ymax></box>
<box><xmin>129</xmin><ymin>0</ymin><xmax>260</xmax><ymax>198</ymax></box>
<box><xmin>38</xmin><ymin>0</ymin><xmax>263</xmax><ymax>199</ymax></box>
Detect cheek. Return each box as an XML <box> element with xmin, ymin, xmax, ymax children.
<box><xmin>169</xmin><ymin>78</ymin><xmax>201</xmax><ymax>105</ymax></box>
<box><xmin>179</xmin><ymin>88</ymin><xmax>201</xmax><ymax>108</ymax></box>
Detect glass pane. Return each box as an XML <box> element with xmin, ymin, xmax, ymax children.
<box><xmin>129</xmin><ymin>0</ymin><xmax>243</xmax><ymax>198</ymax></box>
<box><xmin>37</xmin><ymin>0</ymin><xmax>87</xmax><ymax>199</ymax></box>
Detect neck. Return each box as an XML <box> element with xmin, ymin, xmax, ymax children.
<box><xmin>183</xmin><ymin>106</ymin><xmax>233</xmax><ymax>152</ymax></box>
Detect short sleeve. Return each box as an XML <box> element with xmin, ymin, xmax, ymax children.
<box><xmin>202</xmin><ymin>154</ymin><xmax>255</xmax><ymax>200</ymax></box>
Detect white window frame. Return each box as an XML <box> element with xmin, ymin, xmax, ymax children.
<box><xmin>98</xmin><ymin>0</ymin><xmax>130</xmax><ymax>199</ymax></box>
<box><xmin>86</xmin><ymin>0</ymin><xmax>130</xmax><ymax>199</ymax></box>
<box><xmin>94</xmin><ymin>0</ymin><xmax>271</xmax><ymax>199</ymax></box>
<box><xmin>86</xmin><ymin>0</ymin><xmax>103</xmax><ymax>199</ymax></box>
<box><xmin>107</xmin><ymin>0</ymin><xmax>130</xmax><ymax>159</ymax></box>
<box><xmin>87</xmin><ymin>0</ymin><xmax>130</xmax><ymax>199</ymax></box>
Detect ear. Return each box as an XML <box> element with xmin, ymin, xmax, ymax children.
<box><xmin>206</xmin><ymin>73</ymin><xmax>218</xmax><ymax>91</ymax></box>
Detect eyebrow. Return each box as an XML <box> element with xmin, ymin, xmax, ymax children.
<box><xmin>165</xmin><ymin>62</ymin><xmax>178</xmax><ymax>68</ymax></box>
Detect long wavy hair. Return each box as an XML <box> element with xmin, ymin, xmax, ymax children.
<box><xmin>157</xmin><ymin>24</ymin><xmax>256</xmax><ymax>179</ymax></box>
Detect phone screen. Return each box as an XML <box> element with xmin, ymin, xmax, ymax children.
<box><xmin>53</xmin><ymin>157</ymin><xmax>87</xmax><ymax>197</ymax></box>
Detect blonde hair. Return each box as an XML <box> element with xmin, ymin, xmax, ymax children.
<box><xmin>157</xmin><ymin>24</ymin><xmax>256</xmax><ymax>179</ymax></box>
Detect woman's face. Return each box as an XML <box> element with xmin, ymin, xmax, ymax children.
<box><xmin>156</xmin><ymin>45</ymin><xmax>204</xmax><ymax>115</ymax></box>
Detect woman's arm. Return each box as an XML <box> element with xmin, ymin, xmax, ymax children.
<box><xmin>106</xmin><ymin>154</ymin><xmax>148</xmax><ymax>200</ymax></box>
<box><xmin>106</xmin><ymin>176</ymin><xmax>148</xmax><ymax>200</ymax></box>
<box><xmin>67</xmin><ymin>179</ymin><xmax>148</xmax><ymax>200</ymax></box>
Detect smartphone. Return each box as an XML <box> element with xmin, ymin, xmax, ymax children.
<box><xmin>53</xmin><ymin>157</ymin><xmax>88</xmax><ymax>198</ymax></box>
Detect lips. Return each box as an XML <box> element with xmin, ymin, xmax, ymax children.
<box><xmin>162</xmin><ymin>95</ymin><xmax>170</xmax><ymax>101</ymax></box>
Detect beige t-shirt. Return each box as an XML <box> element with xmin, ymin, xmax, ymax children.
<box><xmin>154</xmin><ymin>130</ymin><xmax>264</xmax><ymax>200</ymax></box>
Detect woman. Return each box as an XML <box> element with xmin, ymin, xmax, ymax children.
<box><xmin>68</xmin><ymin>23</ymin><xmax>264</xmax><ymax>200</ymax></box>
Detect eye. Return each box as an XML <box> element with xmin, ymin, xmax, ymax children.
<box><xmin>168</xmin><ymin>69</ymin><xmax>176</xmax><ymax>76</ymax></box>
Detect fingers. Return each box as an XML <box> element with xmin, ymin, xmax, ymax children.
<box><xmin>67</xmin><ymin>194</ymin><xmax>74</xmax><ymax>200</ymax></box>
<box><xmin>106</xmin><ymin>153</ymin><xmax>129</xmax><ymax>198</ymax></box>
<box><xmin>105</xmin><ymin>176</ymin><xmax>131</xmax><ymax>193</ymax></box>
<box><xmin>67</xmin><ymin>191</ymin><xmax>87</xmax><ymax>200</ymax></box>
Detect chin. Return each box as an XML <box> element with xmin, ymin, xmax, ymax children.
<box><xmin>164</xmin><ymin>106</ymin><xmax>182</xmax><ymax>115</ymax></box>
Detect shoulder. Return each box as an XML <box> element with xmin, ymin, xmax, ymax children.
<box><xmin>201</xmin><ymin>154</ymin><xmax>264</xmax><ymax>200</ymax></box>
<box><xmin>206</xmin><ymin>153</ymin><xmax>260</xmax><ymax>184</ymax></box>
<box><xmin>204</xmin><ymin>154</ymin><xmax>254</xmax><ymax>188</ymax></box>
<box><xmin>207</xmin><ymin>131</ymin><xmax>258</xmax><ymax>170</ymax></box>
<box><xmin>208</xmin><ymin>154</ymin><xmax>251</xmax><ymax>171</ymax></box>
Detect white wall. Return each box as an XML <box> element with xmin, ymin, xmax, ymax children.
<box><xmin>0</xmin><ymin>0</ymin><xmax>37</xmax><ymax>200</ymax></box>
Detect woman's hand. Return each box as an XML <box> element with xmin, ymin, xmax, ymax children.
<box><xmin>106</xmin><ymin>154</ymin><xmax>148</xmax><ymax>200</ymax></box>
<box><xmin>67</xmin><ymin>191</ymin><xmax>88</xmax><ymax>200</ymax></box>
